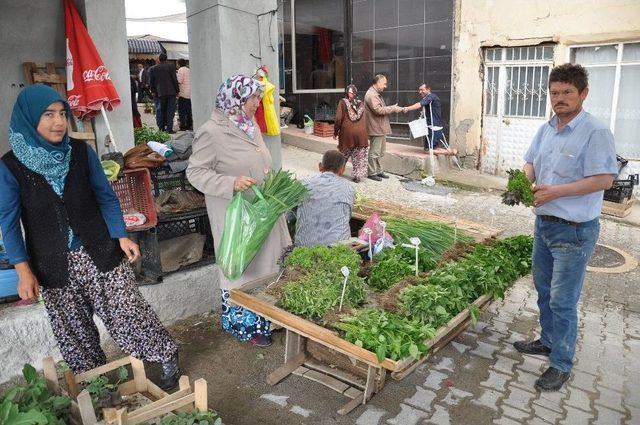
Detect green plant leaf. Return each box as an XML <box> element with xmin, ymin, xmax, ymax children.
<box><xmin>22</xmin><ymin>365</ymin><xmax>38</xmax><ymax>385</ymax></box>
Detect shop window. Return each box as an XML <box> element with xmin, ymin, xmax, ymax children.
<box><xmin>572</xmin><ymin>42</ymin><xmax>640</xmax><ymax>158</ymax></box>
<box><xmin>291</xmin><ymin>0</ymin><xmax>346</xmax><ymax>92</ymax></box>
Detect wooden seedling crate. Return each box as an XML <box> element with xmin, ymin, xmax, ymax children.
<box><xmin>229</xmin><ymin>200</ymin><xmax>502</xmax><ymax>414</ymax></box>
<box><xmin>43</xmin><ymin>355</ymin><xmax>207</xmax><ymax>425</ymax></box>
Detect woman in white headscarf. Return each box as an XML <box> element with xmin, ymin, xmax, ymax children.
<box><xmin>187</xmin><ymin>75</ymin><xmax>291</xmax><ymax>347</ymax></box>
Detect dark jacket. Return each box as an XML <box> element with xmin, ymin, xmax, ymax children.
<box><xmin>149</xmin><ymin>62</ymin><xmax>179</xmax><ymax>97</ymax></box>
<box><xmin>1</xmin><ymin>140</ymin><xmax>123</xmax><ymax>288</ymax></box>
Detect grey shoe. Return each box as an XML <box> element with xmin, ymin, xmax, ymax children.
<box><xmin>367</xmin><ymin>175</ymin><xmax>382</xmax><ymax>181</ymax></box>
<box><xmin>535</xmin><ymin>367</ymin><xmax>570</xmax><ymax>391</ymax></box>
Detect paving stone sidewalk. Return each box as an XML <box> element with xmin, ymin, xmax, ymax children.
<box><xmin>348</xmin><ymin>277</ymin><xmax>639</xmax><ymax>425</ymax></box>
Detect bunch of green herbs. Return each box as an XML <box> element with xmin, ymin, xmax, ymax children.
<box><xmin>501</xmin><ymin>169</ymin><xmax>534</xmax><ymax>207</ymax></box>
<box><xmin>368</xmin><ymin>249</ymin><xmax>414</xmax><ymax>291</ymax></box>
<box><xmin>399</xmin><ymin>284</ymin><xmax>457</xmax><ymax>328</ymax></box>
<box><xmin>218</xmin><ymin>170</ymin><xmax>309</xmax><ymax>280</ymax></box>
<box><xmin>133</xmin><ymin>125</ymin><xmax>171</xmax><ymax>146</ymax></box>
<box><xmin>281</xmin><ymin>272</ymin><xmax>366</xmax><ymax>319</ymax></box>
<box><xmin>384</xmin><ymin>217</ymin><xmax>473</xmax><ymax>261</ymax></box>
<box><xmin>335</xmin><ymin>309</ymin><xmax>435</xmax><ymax>362</ymax></box>
<box><xmin>284</xmin><ymin>244</ymin><xmax>362</xmax><ymax>277</ymax></box>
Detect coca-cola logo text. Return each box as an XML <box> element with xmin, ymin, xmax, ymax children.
<box><xmin>68</xmin><ymin>95</ymin><xmax>81</xmax><ymax>107</ymax></box>
<box><xmin>82</xmin><ymin>65</ymin><xmax>111</xmax><ymax>82</ymax></box>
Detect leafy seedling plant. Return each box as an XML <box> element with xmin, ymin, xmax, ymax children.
<box><xmin>159</xmin><ymin>409</ymin><xmax>223</xmax><ymax>425</ymax></box>
<box><xmin>85</xmin><ymin>366</ymin><xmax>129</xmax><ymax>408</ymax></box>
<box><xmin>284</xmin><ymin>245</ymin><xmax>362</xmax><ymax>278</ymax></box>
<box><xmin>0</xmin><ymin>364</ymin><xmax>72</xmax><ymax>425</ymax></box>
<box><xmin>281</xmin><ymin>272</ymin><xmax>366</xmax><ymax>319</ymax></box>
<box><xmin>335</xmin><ymin>309</ymin><xmax>435</xmax><ymax>362</ymax></box>
<box><xmin>502</xmin><ymin>169</ymin><xmax>534</xmax><ymax>207</ymax></box>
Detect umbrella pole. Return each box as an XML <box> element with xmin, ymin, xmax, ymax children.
<box><xmin>100</xmin><ymin>105</ymin><xmax>119</xmax><ymax>152</ymax></box>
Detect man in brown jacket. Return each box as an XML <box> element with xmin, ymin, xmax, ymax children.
<box><xmin>364</xmin><ymin>74</ymin><xmax>402</xmax><ymax>181</ymax></box>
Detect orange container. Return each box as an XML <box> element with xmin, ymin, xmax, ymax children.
<box><xmin>110</xmin><ymin>168</ymin><xmax>158</xmax><ymax>231</ymax></box>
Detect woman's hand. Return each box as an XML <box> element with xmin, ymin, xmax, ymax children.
<box><xmin>234</xmin><ymin>176</ymin><xmax>257</xmax><ymax>192</ymax></box>
<box><xmin>119</xmin><ymin>237</ymin><xmax>141</xmax><ymax>263</ymax></box>
<box><xmin>15</xmin><ymin>262</ymin><xmax>40</xmax><ymax>300</ymax></box>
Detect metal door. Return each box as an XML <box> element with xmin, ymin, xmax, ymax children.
<box><xmin>481</xmin><ymin>46</ymin><xmax>553</xmax><ymax>174</ymax></box>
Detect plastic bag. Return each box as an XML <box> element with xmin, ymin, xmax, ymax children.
<box><xmin>358</xmin><ymin>213</ymin><xmax>393</xmax><ymax>246</ymax></box>
<box><xmin>217</xmin><ymin>188</ymin><xmax>278</xmax><ymax>280</ymax></box>
<box><xmin>101</xmin><ymin>160</ymin><xmax>121</xmax><ymax>182</ymax></box>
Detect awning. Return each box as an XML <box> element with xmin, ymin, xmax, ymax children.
<box><xmin>128</xmin><ymin>38</ymin><xmax>163</xmax><ymax>55</ymax></box>
<box><xmin>159</xmin><ymin>41</ymin><xmax>189</xmax><ymax>60</ymax></box>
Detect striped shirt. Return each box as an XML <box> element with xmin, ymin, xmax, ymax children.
<box><xmin>295</xmin><ymin>172</ymin><xmax>355</xmax><ymax>247</ymax></box>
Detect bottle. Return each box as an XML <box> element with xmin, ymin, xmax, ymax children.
<box><xmin>147</xmin><ymin>141</ymin><xmax>174</xmax><ymax>158</ymax></box>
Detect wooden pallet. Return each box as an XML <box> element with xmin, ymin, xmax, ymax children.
<box><xmin>23</xmin><ymin>62</ymin><xmax>97</xmax><ymax>149</ymax></box>
<box><xmin>43</xmin><ymin>356</ymin><xmax>207</xmax><ymax>425</ymax></box>
<box><xmin>230</xmin><ymin>275</ymin><xmax>493</xmax><ymax>414</ymax></box>
<box><xmin>602</xmin><ymin>198</ymin><xmax>634</xmax><ymax>218</ymax></box>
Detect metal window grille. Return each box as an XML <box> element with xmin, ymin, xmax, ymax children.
<box><xmin>503</xmin><ymin>65</ymin><xmax>549</xmax><ymax>118</ymax></box>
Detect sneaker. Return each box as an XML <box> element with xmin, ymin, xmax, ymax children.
<box><xmin>367</xmin><ymin>175</ymin><xmax>382</xmax><ymax>181</ymax></box>
<box><xmin>378</xmin><ymin>173</ymin><xmax>389</xmax><ymax>179</ymax></box>
<box><xmin>160</xmin><ymin>354</ymin><xmax>180</xmax><ymax>391</ymax></box>
<box><xmin>535</xmin><ymin>367</ymin><xmax>571</xmax><ymax>392</ymax></box>
<box><xmin>513</xmin><ymin>339</ymin><xmax>551</xmax><ymax>357</ymax></box>
<box><xmin>250</xmin><ymin>334</ymin><xmax>272</xmax><ymax>347</ymax></box>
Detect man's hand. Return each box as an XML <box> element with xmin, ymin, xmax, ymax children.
<box><xmin>234</xmin><ymin>176</ymin><xmax>256</xmax><ymax>192</ymax></box>
<box><xmin>15</xmin><ymin>263</ymin><xmax>40</xmax><ymax>300</ymax></box>
<box><xmin>119</xmin><ymin>237</ymin><xmax>141</xmax><ymax>263</ymax></box>
<box><xmin>532</xmin><ymin>184</ymin><xmax>562</xmax><ymax>207</ymax></box>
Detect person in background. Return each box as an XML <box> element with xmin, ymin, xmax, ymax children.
<box><xmin>0</xmin><ymin>85</ymin><xmax>179</xmax><ymax>389</ymax></box>
<box><xmin>176</xmin><ymin>59</ymin><xmax>192</xmax><ymax>131</ymax></box>
<box><xmin>187</xmin><ymin>75</ymin><xmax>291</xmax><ymax>347</ymax></box>
<box><xmin>130</xmin><ymin>67</ymin><xmax>142</xmax><ymax>128</ymax></box>
<box><xmin>402</xmin><ymin>83</ymin><xmax>456</xmax><ymax>155</ymax></box>
<box><xmin>334</xmin><ymin>84</ymin><xmax>368</xmax><ymax>183</ymax></box>
<box><xmin>295</xmin><ymin>150</ymin><xmax>355</xmax><ymax>247</ymax></box>
<box><xmin>364</xmin><ymin>74</ymin><xmax>402</xmax><ymax>181</ymax></box>
<box><xmin>149</xmin><ymin>53</ymin><xmax>179</xmax><ymax>133</ymax></box>
<box><xmin>514</xmin><ymin>64</ymin><xmax>617</xmax><ymax>391</ymax></box>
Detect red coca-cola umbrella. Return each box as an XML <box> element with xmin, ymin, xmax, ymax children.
<box><xmin>64</xmin><ymin>0</ymin><xmax>120</xmax><ymax>146</ymax></box>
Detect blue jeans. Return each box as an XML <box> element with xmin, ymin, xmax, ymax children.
<box><xmin>154</xmin><ymin>97</ymin><xmax>162</xmax><ymax>129</ymax></box>
<box><xmin>533</xmin><ymin>216</ymin><xmax>599</xmax><ymax>372</ymax></box>
<box><xmin>424</xmin><ymin>128</ymin><xmax>445</xmax><ymax>149</ymax></box>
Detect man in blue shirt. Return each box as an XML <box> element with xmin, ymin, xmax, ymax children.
<box><xmin>295</xmin><ymin>150</ymin><xmax>355</xmax><ymax>247</ymax></box>
<box><xmin>513</xmin><ymin>64</ymin><xmax>618</xmax><ymax>391</ymax></box>
<box><xmin>402</xmin><ymin>84</ymin><xmax>457</xmax><ymax>155</ymax></box>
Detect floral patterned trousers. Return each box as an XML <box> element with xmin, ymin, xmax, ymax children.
<box><xmin>41</xmin><ymin>248</ymin><xmax>178</xmax><ymax>373</ymax></box>
<box><xmin>221</xmin><ymin>289</ymin><xmax>271</xmax><ymax>341</ymax></box>
<box><xmin>342</xmin><ymin>147</ymin><xmax>369</xmax><ymax>180</ymax></box>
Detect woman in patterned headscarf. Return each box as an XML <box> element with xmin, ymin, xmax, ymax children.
<box><xmin>187</xmin><ymin>75</ymin><xmax>291</xmax><ymax>347</ymax></box>
<box><xmin>334</xmin><ymin>84</ymin><xmax>369</xmax><ymax>182</ymax></box>
<box><xmin>0</xmin><ymin>84</ymin><xmax>179</xmax><ymax>389</ymax></box>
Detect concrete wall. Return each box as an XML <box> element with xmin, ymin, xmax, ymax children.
<box><xmin>0</xmin><ymin>0</ymin><xmax>133</xmax><ymax>156</ymax></box>
<box><xmin>186</xmin><ymin>0</ymin><xmax>283</xmax><ymax>168</ymax></box>
<box><xmin>451</xmin><ymin>0</ymin><xmax>640</xmax><ymax>165</ymax></box>
<box><xmin>0</xmin><ymin>265</ymin><xmax>218</xmax><ymax>384</ymax></box>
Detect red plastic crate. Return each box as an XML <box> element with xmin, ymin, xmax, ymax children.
<box><xmin>110</xmin><ymin>168</ymin><xmax>158</xmax><ymax>231</ymax></box>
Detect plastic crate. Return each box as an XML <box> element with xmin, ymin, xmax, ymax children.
<box><xmin>110</xmin><ymin>168</ymin><xmax>158</xmax><ymax>231</ymax></box>
<box><xmin>150</xmin><ymin>166</ymin><xmax>194</xmax><ymax>197</ymax></box>
<box><xmin>603</xmin><ymin>174</ymin><xmax>639</xmax><ymax>203</ymax></box>
<box><xmin>0</xmin><ymin>268</ymin><xmax>19</xmax><ymax>303</ymax></box>
<box><xmin>137</xmin><ymin>210</ymin><xmax>215</xmax><ymax>283</ymax></box>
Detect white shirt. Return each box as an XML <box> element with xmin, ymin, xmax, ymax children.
<box><xmin>177</xmin><ymin>66</ymin><xmax>191</xmax><ymax>99</ymax></box>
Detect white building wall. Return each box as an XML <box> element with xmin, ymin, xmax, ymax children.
<box><xmin>451</xmin><ymin>0</ymin><xmax>640</xmax><ymax>178</ymax></box>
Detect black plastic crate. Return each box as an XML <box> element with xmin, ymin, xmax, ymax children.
<box><xmin>136</xmin><ymin>210</ymin><xmax>215</xmax><ymax>284</ymax></box>
<box><xmin>150</xmin><ymin>166</ymin><xmax>195</xmax><ymax>197</ymax></box>
<box><xmin>603</xmin><ymin>174</ymin><xmax>639</xmax><ymax>203</ymax></box>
